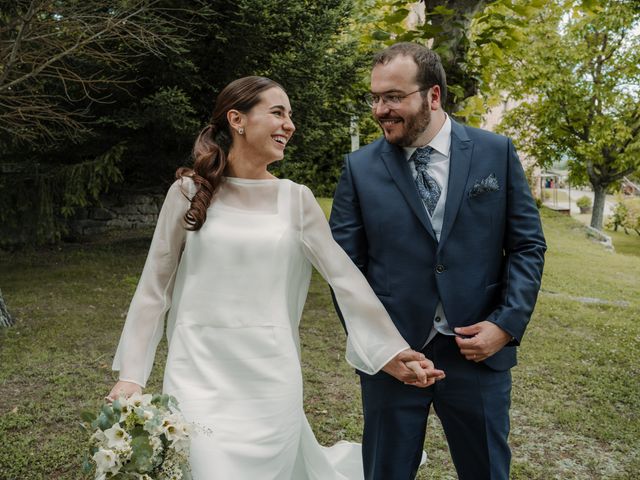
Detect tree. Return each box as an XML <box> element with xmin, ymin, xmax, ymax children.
<box><xmin>0</xmin><ymin>0</ymin><xmax>201</xmax><ymax>146</ymax></box>
<box><xmin>494</xmin><ymin>0</ymin><xmax>640</xmax><ymax>230</ymax></box>
<box><xmin>0</xmin><ymin>289</ymin><xmax>13</xmax><ymax>327</ymax></box>
<box><xmin>202</xmin><ymin>0</ymin><xmax>368</xmax><ymax>195</ymax></box>
<box><xmin>0</xmin><ymin>0</ymin><xmax>207</xmax><ymax>245</ymax></box>
<box><xmin>0</xmin><ymin>0</ymin><xmax>366</xmax><ymax>245</ymax></box>
<box><xmin>360</xmin><ymin>0</ymin><xmax>545</xmax><ymax>123</ymax></box>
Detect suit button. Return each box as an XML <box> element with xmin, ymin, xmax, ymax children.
<box><xmin>435</xmin><ymin>264</ymin><xmax>445</xmax><ymax>273</ymax></box>
<box><xmin>435</xmin><ymin>316</ymin><xmax>441</xmax><ymax>322</ymax></box>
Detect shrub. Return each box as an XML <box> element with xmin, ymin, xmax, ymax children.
<box><xmin>607</xmin><ymin>196</ymin><xmax>640</xmax><ymax>235</ymax></box>
<box><xmin>576</xmin><ymin>195</ymin><xmax>592</xmax><ymax>209</ymax></box>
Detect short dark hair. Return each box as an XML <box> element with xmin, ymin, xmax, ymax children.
<box><xmin>373</xmin><ymin>42</ymin><xmax>447</xmax><ymax>107</ymax></box>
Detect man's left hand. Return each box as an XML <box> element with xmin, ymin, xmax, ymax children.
<box><xmin>454</xmin><ymin>321</ymin><xmax>512</xmax><ymax>362</ymax></box>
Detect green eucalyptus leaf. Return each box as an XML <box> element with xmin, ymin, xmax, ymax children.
<box><xmin>130</xmin><ymin>434</ymin><xmax>154</xmax><ymax>472</ymax></box>
<box><xmin>97</xmin><ymin>412</ymin><xmax>113</xmax><ymax>431</ymax></box>
<box><xmin>112</xmin><ymin>398</ymin><xmax>123</xmax><ymax>415</ymax></box>
<box><xmin>81</xmin><ymin>455</ymin><xmax>93</xmax><ymax>474</ymax></box>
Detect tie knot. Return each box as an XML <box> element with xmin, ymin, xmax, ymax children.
<box><xmin>412</xmin><ymin>146</ymin><xmax>433</xmax><ymax>167</ymax></box>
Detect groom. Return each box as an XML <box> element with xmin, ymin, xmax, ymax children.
<box><xmin>330</xmin><ymin>43</ymin><xmax>546</xmax><ymax>479</ymax></box>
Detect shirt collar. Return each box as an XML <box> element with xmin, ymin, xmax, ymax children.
<box><xmin>403</xmin><ymin>113</ymin><xmax>451</xmax><ymax>161</ymax></box>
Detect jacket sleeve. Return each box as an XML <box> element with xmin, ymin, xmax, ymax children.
<box><xmin>111</xmin><ymin>178</ymin><xmax>193</xmax><ymax>387</ymax></box>
<box><xmin>298</xmin><ymin>184</ymin><xmax>409</xmax><ymax>374</ymax></box>
<box><xmin>486</xmin><ymin>139</ymin><xmax>546</xmax><ymax>343</ymax></box>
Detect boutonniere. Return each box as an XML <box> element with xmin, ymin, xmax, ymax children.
<box><xmin>469</xmin><ymin>173</ymin><xmax>500</xmax><ymax>198</ymax></box>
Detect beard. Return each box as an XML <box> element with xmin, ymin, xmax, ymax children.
<box><xmin>379</xmin><ymin>100</ymin><xmax>431</xmax><ymax>147</ymax></box>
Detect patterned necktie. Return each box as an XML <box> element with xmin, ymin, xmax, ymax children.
<box><xmin>411</xmin><ymin>146</ymin><xmax>441</xmax><ymax>216</ymax></box>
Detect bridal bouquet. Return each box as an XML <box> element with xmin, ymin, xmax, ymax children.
<box><xmin>81</xmin><ymin>393</ymin><xmax>193</xmax><ymax>480</ymax></box>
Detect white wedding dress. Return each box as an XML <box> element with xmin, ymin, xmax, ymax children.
<box><xmin>112</xmin><ymin>176</ymin><xmax>411</xmax><ymax>479</ymax></box>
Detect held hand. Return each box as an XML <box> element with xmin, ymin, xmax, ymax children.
<box><xmin>454</xmin><ymin>321</ymin><xmax>512</xmax><ymax>363</ymax></box>
<box><xmin>106</xmin><ymin>380</ymin><xmax>142</xmax><ymax>403</ymax></box>
<box><xmin>382</xmin><ymin>349</ymin><xmax>445</xmax><ymax>387</ymax></box>
<box><xmin>404</xmin><ymin>359</ymin><xmax>445</xmax><ymax>388</ymax></box>
<box><xmin>382</xmin><ymin>349</ymin><xmax>427</xmax><ymax>384</ymax></box>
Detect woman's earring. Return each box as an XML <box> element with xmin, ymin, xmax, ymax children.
<box><xmin>238</xmin><ymin>127</ymin><xmax>244</xmax><ymax>135</ymax></box>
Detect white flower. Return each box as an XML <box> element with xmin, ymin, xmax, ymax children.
<box><xmin>90</xmin><ymin>429</ymin><xmax>108</xmax><ymax>446</ymax></box>
<box><xmin>103</xmin><ymin>424</ymin><xmax>131</xmax><ymax>450</ymax></box>
<box><xmin>162</xmin><ymin>413</ymin><xmax>192</xmax><ymax>442</ymax></box>
<box><xmin>161</xmin><ymin>414</ymin><xmax>182</xmax><ymax>441</ymax></box>
<box><xmin>172</xmin><ymin>436</ymin><xmax>190</xmax><ymax>454</ymax></box>
<box><xmin>92</xmin><ymin>448</ymin><xmax>119</xmax><ymax>475</ymax></box>
<box><xmin>180</xmin><ymin>421</ymin><xmax>194</xmax><ymax>437</ymax></box>
<box><xmin>118</xmin><ymin>402</ymin><xmax>133</xmax><ymax>422</ymax></box>
<box><xmin>128</xmin><ymin>391</ymin><xmax>153</xmax><ymax>408</ymax></box>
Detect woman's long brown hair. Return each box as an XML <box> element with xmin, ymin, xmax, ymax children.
<box><xmin>176</xmin><ymin>76</ymin><xmax>284</xmax><ymax>230</ymax></box>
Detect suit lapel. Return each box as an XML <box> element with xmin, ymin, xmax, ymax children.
<box><xmin>380</xmin><ymin>141</ymin><xmax>437</xmax><ymax>241</ymax></box>
<box><xmin>438</xmin><ymin>120</ymin><xmax>473</xmax><ymax>249</ymax></box>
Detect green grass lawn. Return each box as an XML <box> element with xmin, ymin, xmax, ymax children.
<box><xmin>570</xmin><ymin>212</ymin><xmax>639</xmax><ymax>257</ymax></box>
<box><xmin>0</xmin><ymin>207</ymin><xmax>638</xmax><ymax>479</ymax></box>
<box><xmin>606</xmin><ymin>227</ymin><xmax>640</xmax><ymax>257</ymax></box>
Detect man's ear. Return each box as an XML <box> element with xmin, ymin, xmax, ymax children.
<box><xmin>429</xmin><ymin>85</ymin><xmax>442</xmax><ymax>111</ymax></box>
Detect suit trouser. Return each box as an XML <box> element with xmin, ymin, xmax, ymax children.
<box><xmin>360</xmin><ymin>334</ymin><xmax>512</xmax><ymax>480</ymax></box>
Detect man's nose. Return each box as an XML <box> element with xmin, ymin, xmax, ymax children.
<box><xmin>373</xmin><ymin>101</ymin><xmax>390</xmax><ymax>117</ymax></box>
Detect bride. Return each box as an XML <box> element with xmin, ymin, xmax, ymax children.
<box><xmin>107</xmin><ymin>76</ymin><xmax>444</xmax><ymax>479</ymax></box>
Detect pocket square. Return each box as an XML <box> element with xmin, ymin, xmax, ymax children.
<box><xmin>469</xmin><ymin>173</ymin><xmax>500</xmax><ymax>198</ymax></box>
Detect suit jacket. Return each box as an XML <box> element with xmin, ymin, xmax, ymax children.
<box><xmin>329</xmin><ymin>119</ymin><xmax>546</xmax><ymax>371</ymax></box>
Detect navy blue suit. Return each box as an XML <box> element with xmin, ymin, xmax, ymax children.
<box><xmin>330</xmin><ymin>120</ymin><xmax>546</xmax><ymax>479</ymax></box>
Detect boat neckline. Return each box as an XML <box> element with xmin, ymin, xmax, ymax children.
<box><xmin>224</xmin><ymin>176</ymin><xmax>281</xmax><ymax>184</ymax></box>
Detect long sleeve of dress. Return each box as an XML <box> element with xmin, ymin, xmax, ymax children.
<box><xmin>111</xmin><ymin>178</ymin><xmax>193</xmax><ymax>387</ymax></box>
<box><xmin>298</xmin><ymin>185</ymin><xmax>410</xmax><ymax>375</ymax></box>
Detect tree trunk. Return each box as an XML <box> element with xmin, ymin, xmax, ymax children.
<box><xmin>0</xmin><ymin>288</ymin><xmax>14</xmax><ymax>327</ymax></box>
<box><xmin>590</xmin><ymin>183</ymin><xmax>607</xmax><ymax>230</ymax></box>
<box><xmin>427</xmin><ymin>0</ymin><xmax>491</xmax><ymax>112</ymax></box>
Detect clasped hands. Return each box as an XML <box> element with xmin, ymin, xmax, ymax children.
<box><xmin>383</xmin><ymin>349</ymin><xmax>445</xmax><ymax>388</ymax></box>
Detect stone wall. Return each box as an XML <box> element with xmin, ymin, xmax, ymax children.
<box><xmin>69</xmin><ymin>192</ymin><xmax>165</xmax><ymax>236</ymax></box>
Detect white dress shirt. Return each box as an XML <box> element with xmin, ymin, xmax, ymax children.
<box><xmin>403</xmin><ymin>115</ymin><xmax>455</xmax><ymax>346</ymax></box>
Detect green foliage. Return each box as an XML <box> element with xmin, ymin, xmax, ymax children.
<box><xmin>58</xmin><ymin>144</ymin><xmax>127</xmax><ymax>216</ymax></box>
<box><xmin>608</xmin><ymin>199</ymin><xmax>629</xmax><ymax>232</ymax></box>
<box><xmin>494</xmin><ymin>0</ymin><xmax>640</xmax><ymax>229</ymax></box>
<box><xmin>359</xmin><ymin>0</ymin><xmax>544</xmax><ymax>123</ymax></box>
<box><xmin>607</xmin><ymin>196</ymin><xmax>640</xmax><ymax>235</ymax></box>
<box><xmin>465</xmin><ymin>0</ymin><xmax>546</xmax><ymax>123</ymax></box>
<box><xmin>247</xmin><ymin>0</ymin><xmax>369</xmax><ymax>195</ymax></box>
<box><xmin>1</xmin><ymin>0</ymin><xmax>369</xmax><ymax>243</ymax></box>
<box><xmin>0</xmin><ymin>143</ymin><xmax>125</xmax><ymax>246</ymax></box>
<box><xmin>576</xmin><ymin>195</ymin><xmax>592</xmax><ymax>209</ymax></box>
<box><xmin>128</xmin><ymin>434</ymin><xmax>155</xmax><ymax>472</ymax></box>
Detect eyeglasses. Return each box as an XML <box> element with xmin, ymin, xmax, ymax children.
<box><xmin>364</xmin><ymin>88</ymin><xmax>429</xmax><ymax>108</ymax></box>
